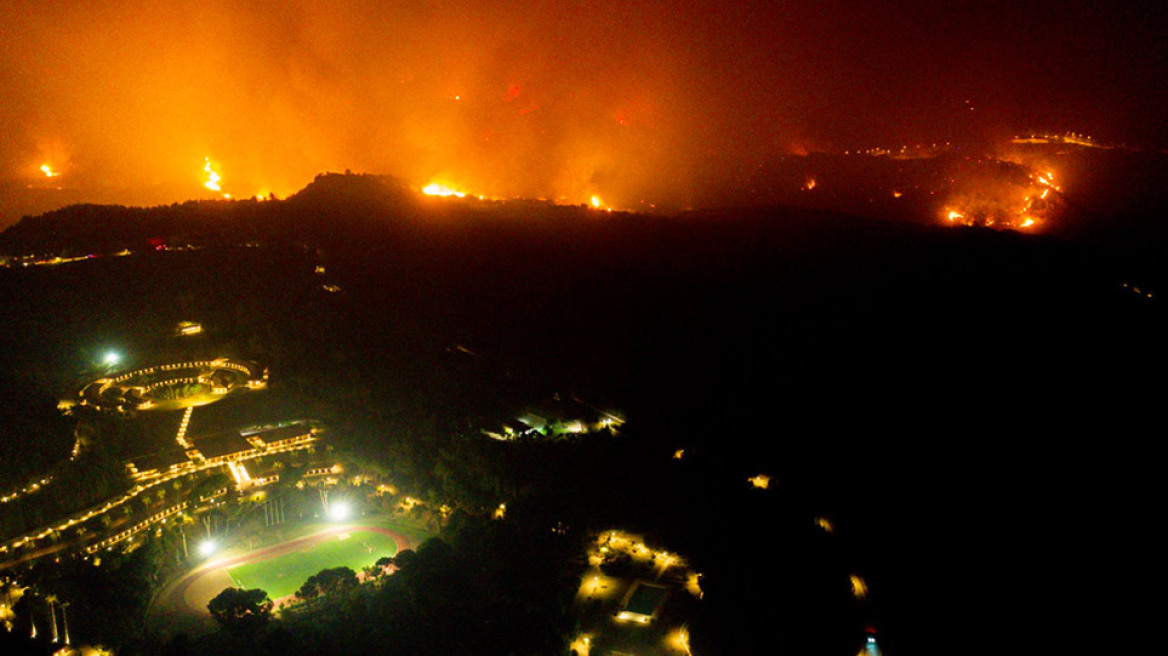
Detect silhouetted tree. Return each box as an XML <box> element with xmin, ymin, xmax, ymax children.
<box><xmin>295</xmin><ymin>566</ymin><xmax>358</xmax><ymax>600</ymax></box>
<box><xmin>207</xmin><ymin>587</ymin><xmax>272</xmax><ymax>636</ymax></box>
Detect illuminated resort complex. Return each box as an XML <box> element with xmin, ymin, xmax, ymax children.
<box><xmin>78</xmin><ymin>358</ymin><xmax>268</xmax><ymax>415</ymax></box>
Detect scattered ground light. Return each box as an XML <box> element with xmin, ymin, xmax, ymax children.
<box><xmin>850</xmin><ymin>574</ymin><xmax>868</xmax><ymax>599</ymax></box>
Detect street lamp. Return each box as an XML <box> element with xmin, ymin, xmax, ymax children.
<box><xmin>102</xmin><ymin>351</ymin><xmax>121</xmax><ymax>367</ymax></box>
<box><xmin>198</xmin><ymin>539</ymin><xmax>217</xmax><ymax>557</ymax></box>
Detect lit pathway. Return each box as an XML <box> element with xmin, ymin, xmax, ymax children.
<box><xmin>176</xmin><ymin>406</ymin><xmax>194</xmax><ymax>449</ymax></box>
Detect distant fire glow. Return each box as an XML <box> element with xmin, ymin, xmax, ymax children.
<box><xmin>588</xmin><ymin>195</ymin><xmax>613</xmax><ymax>212</ymax></box>
<box><xmin>423</xmin><ymin>183</ymin><xmax>466</xmax><ymax>198</ymax></box>
<box><xmin>941</xmin><ymin>164</ymin><xmax>1061</xmax><ymax>231</ymax></box>
<box><xmin>203</xmin><ymin>158</ymin><xmax>221</xmax><ymax>192</ymax></box>
<box><xmin>40</xmin><ymin>164</ymin><xmax>59</xmax><ymax>178</ymax></box>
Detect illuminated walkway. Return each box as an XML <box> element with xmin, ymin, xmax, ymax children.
<box><xmin>176</xmin><ymin>407</ymin><xmax>194</xmax><ymax>448</ymax></box>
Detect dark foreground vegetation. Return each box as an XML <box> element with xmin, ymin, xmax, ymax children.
<box><xmin>2</xmin><ymin>163</ymin><xmax>1165</xmax><ymax>655</ymax></box>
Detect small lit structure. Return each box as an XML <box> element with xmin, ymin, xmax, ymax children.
<box><xmin>615</xmin><ymin>581</ymin><xmax>670</xmax><ymax>624</ymax></box>
<box><xmin>569</xmin><ymin>634</ymin><xmax>592</xmax><ymax>656</ymax></box>
<box><xmin>176</xmin><ymin>321</ymin><xmax>203</xmax><ymax>336</ymax></box>
<box><xmin>859</xmin><ymin>630</ymin><xmax>882</xmax><ymax>656</ymax></box>
<box><xmin>850</xmin><ymin>574</ymin><xmax>868</xmax><ymax>599</ymax></box>
<box><xmin>670</xmin><ymin>626</ymin><xmax>694</xmax><ymax>656</ymax></box>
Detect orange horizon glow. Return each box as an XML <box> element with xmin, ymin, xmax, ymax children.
<box><xmin>0</xmin><ymin>1</ymin><xmax>1156</xmax><ymax>227</ymax></box>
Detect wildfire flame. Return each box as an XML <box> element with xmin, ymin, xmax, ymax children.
<box><xmin>942</xmin><ymin>164</ymin><xmax>1061</xmax><ymax>231</ymax></box>
<box><xmin>802</xmin><ymin>177</ymin><xmax>817</xmax><ymax>191</ymax></box>
<box><xmin>204</xmin><ymin>158</ymin><xmax>221</xmax><ymax>192</ymax></box>
<box><xmin>423</xmin><ymin>183</ymin><xmax>466</xmax><ymax>198</ymax></box>
<box><xmin>40</xmin><ymin>164</ymin><xmax>59</xmax><ymax>178</ymax></box>
<box><xmin>588</xmin><ymin>195</ymin><xmax>613</xmax><ymax>212</ymax></box>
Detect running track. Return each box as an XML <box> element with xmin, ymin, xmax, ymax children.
<box><xmin>147</xmin><ymin>525</ymin><xmax>411</xmax><ymax>637</ymax></box>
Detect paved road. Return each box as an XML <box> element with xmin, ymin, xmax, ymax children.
<box><xmin>147</xmin><ymin>524</ymin><xmax>411</xmax><ymax>639</ymax></box>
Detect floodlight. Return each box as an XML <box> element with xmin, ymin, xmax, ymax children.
<box><xmin>328</xmin><ymin>502</ymin><xmax>351</xmax><ymax>521</ymax></box>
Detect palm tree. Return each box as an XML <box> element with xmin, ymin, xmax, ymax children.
<box><xmin>60</xmin><ymin>601</ymin><xmax>70</xmax><ymax>645</ymax></box>
<box><xmin>46</xmin><ymin>595</ymin><xmax>58</xmax><ymax>643</ymax></box>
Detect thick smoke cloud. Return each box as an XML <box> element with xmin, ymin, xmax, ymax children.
<box><xmin>1</xmin><ymin>0</ymin><xmax>1165</xmax><ymax>222</ymax></box>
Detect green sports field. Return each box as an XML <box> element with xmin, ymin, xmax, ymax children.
<box><xmin>227</xmin><ymin>530</ymin><xmax>398</xmax><ymax>599</ymax></box>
